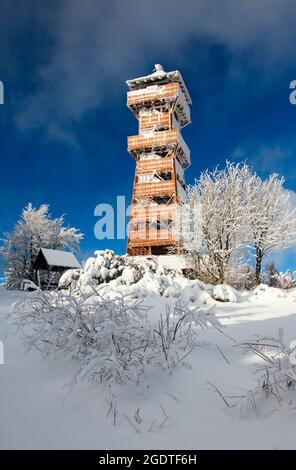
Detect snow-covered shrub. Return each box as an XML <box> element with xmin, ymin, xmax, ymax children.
<box><xmin>11</xmin><ymin>288</ymin><xmax>149</xmax><ymax>385</ymax></box>
<box><xmin>59</xmin><ymin>250</ymin><xmax>179</xmax><ymax>294</ymax></box>
<box><xmin>272</xmin><ymin>271</ymin><xmax>296</xmax><ymax>290</ymax></box>
<box><xmin>10</xmin><ymin>288</ymin><xmax>220</xmax><ymax>387</ymax></box>
<box><xmin>58</xmin><ymin>268</ymin><xmax>82</xmax><ymax>290</ymax></box>
<box><xmin>70</xmin><ymin>250</ymin><xmax>126</xmax><ymax>289</ymax></box>
<box><xmin>235</xmin><ymin>330</ymin><xmax>296</xmax><ymax>416</ymax></box>
<box><xmin>212</xmin><ymin>284</ymin><xmax>238</xmax><ymax>303</ymax></box>
<box><xmin>264</xmin><ymin>263</ymin><xmax>296</xmax><ymax>290</ymax></box>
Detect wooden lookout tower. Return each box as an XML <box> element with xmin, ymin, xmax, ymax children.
<box><xmin>126</xmin><ymin>64</ymin><xmax>192</xmax><ymax>256</ymax></box>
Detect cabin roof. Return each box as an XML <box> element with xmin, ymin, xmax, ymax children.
<box><xmin>126</xmin><ymin>66</ymin><xmax>192</xmax><ymax>104</ymax></box>
<box><xmin>36</xmin><ymin>248</ymin><xmax>81</xmax><ymax>269</ymax></box>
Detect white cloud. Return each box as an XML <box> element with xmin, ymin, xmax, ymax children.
<box><xmin>232</xmin><ymin>137</ymin><xmax>296</xmax><ymax>185</ymax></box>
<box><xmin>3</xmin><ymin>0</ymin><xmax>296</xmax><ymax>140</ymax></box>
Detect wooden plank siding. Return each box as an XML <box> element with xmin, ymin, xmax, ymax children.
<box><xmin>136</xmin><ymin>157</ymin><xmax>174</xmax><ymax>173</ymax></box>
<box><xmin>128</xmin><ymin>129</ymin><xmax>179</xmax><ymax>152</ymax></box>
<box><xmin>131</xmin><ymin>204</ymin><xmax>177</xmax><ymax>221</ymax></box>
<box><xmin>127</xmin><ymin>82</ymin><xmax>179</xmax><ymax>108</ymax></box>
<box><xmin>133</xmin><ymin>180</ymin><xmax>175</xmax><ymax>197</ymax></box>
<box><xmin>139</xmin><ymin>111</ymin><xmax>170</xmax><ymax>132</ymax></box>
<box><xmin>128</xmin><ymin>234</ymin><xmax>178</xmax><ymax>248</ymax></box>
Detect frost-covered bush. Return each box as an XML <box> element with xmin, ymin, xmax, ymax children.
<box><xmin>59</xmin><ymin>250</ymin><xmax>125</xmax><ymax>290</ymax></box>
<box><xmin>272</xmin><ymin>271</ymin><xmax>296</xmax><ymax>290</ymax></box>
<box><xmin>11</xmin><ymin>288</ymin><xmax>220</xmax><ymax>387</ymax></box>
<box><xmin>212</xmin><ymin>284</ymin><xmax>238</xmax><ymax>303</ymax></box>
<box><xmin>58</xmin><ymin>268</ymin><xmax>82</xmax><ymax>290</ymax></box>
<box><xmin>11</xmin><ymin>288</ymin><xmax>149</xmax><ymax>384</ymax></box>
<box><xmin>265</xmin><ymin>263</ymin><xmax>296</xmax><ymax>290</ymax></box>
<box><xmin>235</xmin><ymin>330</ymin><xmax>296</xmax><ymax>416</ymax></box>
<box><xmin>59</xmin><ymin>249</ymin><xmax>180</xmax><ymax>294</ymax></box>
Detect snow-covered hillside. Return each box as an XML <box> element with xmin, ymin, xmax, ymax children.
<box><xmin>1</xmin><ymin>279</ymin><xmax>296</xmax><ymax>449</ymax></box>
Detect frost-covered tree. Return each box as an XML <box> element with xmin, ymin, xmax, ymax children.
<box><xmin>176</xmin><ymin>162</ymin><xmax>296</xmax><ymax>287</ymax></box>
<box><xmin>176</xmin><ymin>162</ymin><xmax>254</xmax><ymax>285</ymax></box>
<box><xmin>0</xmin><ymin>203</ymin><xmax>83</xmax><ymax>288</ymax></box>
<box><xmin>247</xmin><ymin>174</ymin><xmax>296</xmax><ymax>285</ymax></box>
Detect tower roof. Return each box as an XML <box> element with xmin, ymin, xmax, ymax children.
<box><xmin>126</xmin><ymin>64</ymin><xmax>192</xmax><ymax>105</ymax></box>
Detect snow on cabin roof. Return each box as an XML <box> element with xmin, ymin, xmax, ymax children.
<box><xmin>40</xmin><ymin>248</ymin><xmax>81</xmax><ymax>269</ymax></box>
<box><xmin>126</xmin><ymin>64</ymin><xmax>192</xmax><ymax>105</ymax></box>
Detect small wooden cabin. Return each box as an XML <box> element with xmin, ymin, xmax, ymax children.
<box><xmin>33</xmin><ymin>248</ymin><xmax>81</xmax><ymax>286</ymax></box>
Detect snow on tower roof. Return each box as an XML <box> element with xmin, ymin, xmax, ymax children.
<box><xmin>126</xmin><ymin>64</ymin><xmax>192</xmax><ymax>104</ymax></box>
<box><xmin>39</xmin><ymin>248</ymin><xmax>81</xmax><ymax>269</ymax></box>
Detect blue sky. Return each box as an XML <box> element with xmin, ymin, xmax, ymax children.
<box><xmin>0</xmin><ymin>0</ymin><xmax>296</xmax><ymax>269</ymax></box>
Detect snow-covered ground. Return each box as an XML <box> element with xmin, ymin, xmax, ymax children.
<box><xmin>1</xmin><ymin>285</ymin><xmax>296</xmax><ymax>450</ymax></box>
